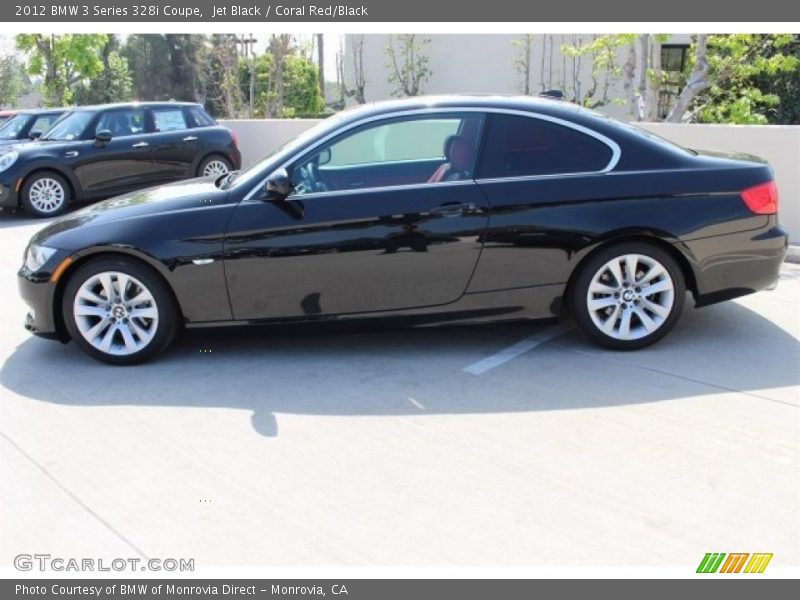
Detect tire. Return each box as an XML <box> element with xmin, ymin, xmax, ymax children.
<box><xmin>197</xmin><ymin>155</ymin><xmax>232</xmax><ymax>178</ymax></box>
<box><xmin>571</xmin><ymin>242</ymin><xmax>686</xmax><ymax>350</ymax></box>
<box><xmin>21</xmin><ymin>171</ymin><xmax>71</xmax><ymax>217</ymax></box>
<box><xmin>62</xmin><ymin>257</ymin><xmax>180</xmax><ymax>365</ymax></box>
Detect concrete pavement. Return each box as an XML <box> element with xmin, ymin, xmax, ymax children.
<box><xmin>0</xmin><ymin>208</ymin><xmax>798</xmax><ymax>569</ymax></box>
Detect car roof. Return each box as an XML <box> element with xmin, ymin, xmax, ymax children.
<box><xmin>14</xmin><ymin>107</ymin><xmax>69</xmax><ymax>115</ymax></box>
<box><xmin>69</xmin><ymin>101</ymin><xmax>202</xmax><ymax>112</ymax></box>
<box><xmin>337</xmin><ymin>94</ymin><xmax>596</xmax><ymax>122</ymax></box>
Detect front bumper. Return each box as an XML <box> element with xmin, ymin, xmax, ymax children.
<box><xmin>0</xmin><ymin>180</ymin><xmax>19</xmax><ymax>208</ymax></box>
<box><xmin>17</xmin><ymin>250</ymin><xmax>71</xmax><ymax>341</ymax></box>
<box><xmin>684</xmin><ymin>221</ymin><xmax>788</xmax><ymax>307</ymax></box>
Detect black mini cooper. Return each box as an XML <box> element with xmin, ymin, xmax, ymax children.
<box><xmin>18</xmin><ymin>96</ymin><xmax>787</xmax><ymax>364</ymax></box>
<box><xmin>0</xmin><ymin>101</ymin><xmax>240</xmax><ymax>217</ymax></box>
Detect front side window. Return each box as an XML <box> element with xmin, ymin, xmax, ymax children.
<box><xmin>476</xmin><ymin>113</ymin><xmax>613</xmax><ymax>179</ymax></box>
<box><xmin>30</xmin><ymin>115</ymin><xmax>59</xmax><ymax>135</ymax></box>
<box><xmin>94</xmin><ymin>109</ymin><xmax>146</xmax><ymax>138</ymax></box>
<box><xmin>42</xmin><ymin>111</ymin><xmax>94</xmax><ymax>141</ymax></box>
<box><xmin>153</xmin><ymin>108</ymin><xmax>188</xmax><ymax>132</ymax></box>
<box><xmin>290</xmin><ymin>114</ymin><xmax>484</xmax><ymax>196</ymax></box>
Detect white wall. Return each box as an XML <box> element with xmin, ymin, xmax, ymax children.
<box><xmin>342</xmin><ymin>34</ymin><xmax>693</xmax><ymax>121</ymax></box>
<box><xmin>221</xmin><ymin>118</ymin><xmax>800</xmax><ymax>244</ymax></box>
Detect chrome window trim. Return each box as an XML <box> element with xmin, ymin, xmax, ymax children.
<box><xmin>281</xmin><ymin>179</ymin><xmax>477</xmax><ymax>202</ymax></box>
<box><xmin>243</xmin><ymin>107</ymin><xmax>622</xmax><ymax>202</ymax></box>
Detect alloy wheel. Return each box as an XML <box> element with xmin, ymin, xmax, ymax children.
<box><xmin>28</xmin><ymin>177</ymin><xmax>66</xmax><ymax>214</ymax></box>
<box><xmin>586</xmin><ymin>253</ymin><xmax>675</xmax><ymax>341</ymax></box>
<box><xmin>73</xmin><ymin>271</ymin><xmax>160</xmax><ymax>356</ymax></box>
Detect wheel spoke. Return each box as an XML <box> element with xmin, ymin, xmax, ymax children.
<box><xmin>127</xmin><ymin>290</ymin><xmax>154</xmax><ymax>307</ymax></box>
<box><xmin>130</xmin><ymin>307</ymin><xmax>157</xmax><ymax>320</ymax></box>
<box><xmin>608</xmin><ymin>259</ymin><xmax>624</xmax><ymax>288</ymax></box>
<box><xmin>118</xmin><ymin>324</ymin><xmax>137</xmax><ymax>353</ymax></box>
<box><xmin>99</xmin><ymin>324</ymin><xmax>117</xmax><ymax>353</ymax></box>
<box><xmin>78</xmin><ymin>289</ymin><xmax>106</xmax><ymax>305</ymax></box>
<box><xmin>98</xmin><ymin>273</ymin><xmax>115</xmax><ymax>301</ymax></box>
<box><xmin>589</xmin><ymin>282</ymin><xmax>617</xmax><ymax>295</ymax></box>
<box><xmin>618</xmin><ymin>308</ymin><xmax>633</xmax><ymax>339</ymax></box>
<box><xmin>599</xmin><ymin>304</ymin><xmax>621</xmax><ymax>334</ymax></box>
<box><xmin>642</xmin><ymin>280</ymin><xmax>671</xmax><ymax>296</ymax></box>
<box><xmin>634</xmin><ymin>306</ymin><xmax>657</xmax><ymax>332</ymax></box>
<box><xmin>642</xmin><ymin>299</ymin><xmax>670</xmax><ymax>318</ymax></box>
<box><xmin>624</xmin><ymin>256</ymin><xmax>638</xmax><ymax>284</ymax></box>
<box><xmin>74</xmin><ymin>304</ymin><xmax>108</xmax><ymax>317</ymax></box>
<box><xmin>85</xmin><ymin>317</ymin><xmax>111</xmax><ymax>340</ymax></box>
<box><xmin>640</xmin><ymin>264</ymin><xmax>666</xmax><ymax>284</ymax></box>
<box><xmin>116</xmin><ymin>273</ymin><xmax>131</xmax><ymax>302</ymax></box>
<box><xmin>588</xmin><ymin>296</ymin><xmax>618</xmax><ymax>311</ymax></box>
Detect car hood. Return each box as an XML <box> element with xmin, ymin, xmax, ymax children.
<box><xmin>32</xmin><ymin>178</ymin><xmax>229</xmax><ymax>246</ymax></box>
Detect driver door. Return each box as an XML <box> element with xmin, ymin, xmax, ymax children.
<box><xmin>224</xmin><ymin>113</ymin><xmax>490</xmax><ymax>320</ymax></box>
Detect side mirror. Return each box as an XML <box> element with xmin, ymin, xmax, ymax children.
<box><xmin>317</xmin><ymin>147</ymin><xmax>332</xmax><ymax>166</ymax></box>
<box><xmin>95</xmin><ymin>130</ymin><xmax>112</xmax><ymax>143</ymax></box>
<box><xmin>264</xmin><ymin>168</ymin><xmax>292</xmax><ymax>200</ymax></box>
<box><xmin>29</xmin><ymin>130</ymin><xmax>43</xmax><ymax>140</ymax></box>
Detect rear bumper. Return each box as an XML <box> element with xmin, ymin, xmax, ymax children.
<box><xmin>682</xmin><ymin>221</ymin><xmax>788</xmax><ymax>307</ymax></box>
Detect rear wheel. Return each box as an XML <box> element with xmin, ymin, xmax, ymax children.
<box><xmin>21</xmin><ymin>171</ymin><xmax>71</xmax><ymax>217</ymax></box>
<box><xmin>197</xmin><ymin>155</ymin><xmax>231</xmax><ymax>178</ymax></box>
<box><xmin>63</xmin><ymin>258</ymin><xmax>179</xmax><ymax>365</ymax></box>
<box><xmin>572</xmin><ymin>242</ymin><xmax>685</xmax><ymax>350</ymax></box>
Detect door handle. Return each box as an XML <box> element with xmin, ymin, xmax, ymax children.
<box><xmin>132</xmin><ymin>141</ymin><xmax>149</xmax><ymax>148</ymax></box>
<box><xmin>64</xmin><ymin>151</ymin><xmax>79</xmax><ymax>158</ymax></box>
<box><xmin>431</xmin><ymin>203</ymin><xmax>476</xmax><ymax>217</ymax></box>
<box><xmin>182</xmin><ymin>136</ymin><xmax>198</xmax><ymax>142</ymax></box>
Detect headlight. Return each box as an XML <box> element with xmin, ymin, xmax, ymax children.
<box><xmin>0</xmin><ymin>150</ymin><xmax>19</xmax><ymax>172</ymax></box>
<box><xmin>23</xmin><ymin>243</ymin><xmax>57</xmax><ymax>272</ymax></box>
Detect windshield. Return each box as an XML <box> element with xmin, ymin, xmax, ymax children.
<box><xmin>226</xmin><ymin>113</ymin><xmax>346</xmax><ymax>190</ymax></box>
<box><xmin>0</xmin><ymin>114</ymin><xmax>29</xmax><ymax>139</ymax></box>
<box><xmin>42</xmin><ymin>111</ymin><xmax>94</xmax><ymax>141</ymax></box>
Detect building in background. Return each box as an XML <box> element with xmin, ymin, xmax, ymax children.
<box><xmin>342</xmin><ymin>34</ymin><xmax>691</xmax><ymax>120</ymax></box>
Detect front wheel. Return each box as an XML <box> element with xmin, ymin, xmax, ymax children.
<box><xmin>63</xmin><ymin>258</ymin><xmax>179</xmax><ymax>365</ymax></box>
<box><xmin>571</xmin><ymin>243</ymin><xmax>686</xmax><ymax>350</ymax></box>
<box><xmin>21</xmin><ymin>171</ymin><xmax>71</xmax><ymax>217</ymax></box>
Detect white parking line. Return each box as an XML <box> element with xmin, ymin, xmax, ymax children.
<box><xmin>463</xmin><ymin>324</ymin><xmax>571</xmax><ymax>375</ymax></box>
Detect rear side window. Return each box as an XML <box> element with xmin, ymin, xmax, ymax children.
<box><xmin>188</xmin><ymin>106</ymin><xmax>216</xmax><ymax>128</ymax></box>
<box><xmin>95</xmin><ymin>109</ymin><xmax>146</xmax><ymax>138</ymax></box>
<box><xmin>153</xmin><ymin>108</ymin><xmax>188</xmax><ymax>132</ymax></box>
<box><xmin>476</xmin><ymin>113</ymin><xmax>613</xmax><ymax>178</ymax></box>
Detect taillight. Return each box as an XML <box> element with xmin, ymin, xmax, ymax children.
<box><xmin>230</xmin><ymin>130</ymin><xmax>239</xmax><ymax>149</ymax></box>
<box><xmin>740</xmin><ymin>181</ymin><xmax>778</xmax><ymax>215</ymax></box>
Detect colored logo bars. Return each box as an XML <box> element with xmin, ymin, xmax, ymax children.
<box><xmin>696</xmin><ymin>553</ymin><xmax>773</xmax><ymax>573</ymax></box>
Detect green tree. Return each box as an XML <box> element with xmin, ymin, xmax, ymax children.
<box><xmin>122</xmin><ymin>34</ymin><xmax>174</xmax><ymax>101</ymax></box>
<box><xmin>692</xmin><ymin>34</ymin><xmax>800</xmax><ymax>124</ymax></box>
<box><xmin>16</xmin><ymin>34</ymin><xmax>108</xmax><ymax>105</ymax></box>
<box><xmin>238</xmin><ymin>45</ymin><xmax>323</xmax><ymax>118</ymax></box>
<box><xmin>385</xmin><ymin>34</ymin><xmax>431</xmax><ymax>97</ymax></box>
<box><xmin>0</xmin><ymin>54</ymin><xmax>29</xmax><ymax>107</ymax></box>
<box><xmin>72</xmin><ymin>35</ymin><xmax>132</xmax><ymax>105</ymax></box>
<box><xmin>165</xmin><ymin>34</ymin><xmax>207</xmax><ymax>102</ymax></box>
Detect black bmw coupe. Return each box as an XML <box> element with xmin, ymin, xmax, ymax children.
<box><xmin>18</xmin><ymin>96</ymin><xmax>787</xmax><ymax>364</ymax></box>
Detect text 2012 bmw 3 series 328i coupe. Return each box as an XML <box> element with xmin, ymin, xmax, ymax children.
<box><xmin>18</xmin><ymin>96</ymin><xmax>787</xmax><ymax>364</ymax></box>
